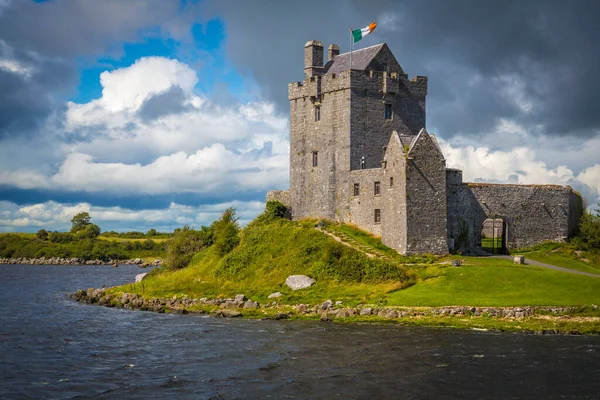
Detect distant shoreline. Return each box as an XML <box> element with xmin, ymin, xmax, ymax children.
<box><xmin>0</xmin><ymin>257</ymin><xmax>161</xmax><ymax>267</ymax></box>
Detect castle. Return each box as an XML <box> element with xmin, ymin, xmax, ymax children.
<box><xmin>267</xmin><ymin>40</ymin><xmax>582</xmax><ymax>254</ymax></box>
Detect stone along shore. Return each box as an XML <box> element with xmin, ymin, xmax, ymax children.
<box><xmin>72</xmin><ymin>288</ymin><xmax>579</xmax><ymax>322</ymax></box>
<box><xmin>0</xmin><ymin>257</ymin><xmax>162</xmax><ymax>267</ymax></box>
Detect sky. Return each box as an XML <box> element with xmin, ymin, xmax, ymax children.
<box><xmin>0</xmin><ymin>0</ymin><xmax>599</xmax><ymax>233</ymax></box>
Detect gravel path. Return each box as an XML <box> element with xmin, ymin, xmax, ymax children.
<box><xmin>490</xmin><ymin>255</ymin><xmax>600</xmax><ymax>278</ymax></box>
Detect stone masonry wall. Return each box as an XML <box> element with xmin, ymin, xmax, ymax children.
<box><xmin>405</xmin><ymin>131</ymin><xmax>448</xmax><ymax>255</ymax></box>
<box><xmin>447</xmin><ymin>181</ymin><xmax>583</xmax><ymax>251</ymax></box>
<box><xmin>348</xmin><ymin>168</ymin><xmax>385</xmax><ymax>237</ymax></box>
<box><xmin>349</xmin><ymin>69</ymin><xmax>426</xmax><ymax>171</ymax></box>
<box><xmin>380</xmin><ymin>133</ymin><xmax>408</xmax><ymax>253</ymax></box>
<box><xmin>289</xmin><ymin>76</ymin><xmax>350</xmax><ymax>220</ymax></box>
<box><xmin>266</xmin><ymin>190</ymin><xmax>290</xmax><ymax>208</ymax></box>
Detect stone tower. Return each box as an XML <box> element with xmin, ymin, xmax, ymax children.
<box><xmin>266</xmin><ymin>39</ymin><xmax>583</xmax><ymax>255</ymax></box>
<box><xmin>287</xmin><ymin>40</ymin><xmax>447</xmax><ymax>254</ymax></box>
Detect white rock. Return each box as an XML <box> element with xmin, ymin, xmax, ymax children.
<box><xmin>285</xmin><ymin>275</ymin><xmax>315</xmax><ymax>291</ymax></box>
<box><xmin>268</xmin><ymin>292</ymin><xmax>282</xmax><ymax>299</ymax></box>
<box><xmin>135</xmin><ymin>273</ymin><xmax>149</xmax><ymax>283</ymax></box>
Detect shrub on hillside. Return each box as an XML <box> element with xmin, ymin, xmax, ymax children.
<box><xmin>211</xmin><ymin>208</ymin><xmax>240</xmax><ymax>256</ymax></box>
<box><xmin>36</xmin><ymin>229</ymin><xmax>49</xmax><ymax>241</ymax></box>
<box><xmin>77</xmin><ymin>223</ymin><xmax>101</xmax><ymax>239</ymax></box>
<box><xmin>164</xmin><ymin>225</ymin><xmax>213</xmax><ymax>270</ymax></box>
<box><xmin>573</xmin><ymin>206</ymin><xmax>600</xmax><ymax>252</ymax></box>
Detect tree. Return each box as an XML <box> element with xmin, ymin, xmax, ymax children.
<box><xmin>78</xmin><ymin>223</ymin><xmax>101</xmax><ymax>239</ymax></box>
<box><xmin>575</xmin><ymin>204</ymin><xmax>600</xmax><ymax>251</ymax></box>
<box><xmin>211</xmin><ymin>207</ymin><xmax>240</xmax><ymax>256</ymax></box>
<box><xmin>36</xmin><ymin>229</ymin><xmax>49</xmax><ymax>241</ymax></box>
<box><xmin>147</xmin><ymin>228</ymin><xmax>158</xmax><ymax>237</ymax></box>
<box><xmin>71</xmin><ymin>212</ymin><xmax>92</xmax><ymax>233</ymax></box>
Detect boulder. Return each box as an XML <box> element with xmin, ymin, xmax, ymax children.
<box><xmin>321</xmin><ymin>299</ymin><xmax>333</xmax><ymax>310</ymax></box>
<box><xmin>135</xmin><ymin>273</ymin><xmax>149</xmax><ymax>283</ymax></box>
<box><xmin>514</xmin><ymin>255</ymin><xmax>525</xmax><ymax>264</ymax></box>
<box><xmin>215</xmin><ymin>309</ymin><xmax>242</xmax><ymax>318</ymax></box>
<box><xmin>285</xmin><ymin>275</ymin><xmax>315</xmax><ymax>291</ymax></box>
<box><xmin>235</xmin><ymin>294</ymin><xmax>247</xmax><ymax>302</ymax></box>
<box><xmin>359</xmin><ymin>307</ymin><xmax>372</xmax><ymax>316</ymax></box>
<box><xmin>268</xmin><ymin>292</ymin><xmax>282</xmax><ymax>299</ymax></box>
<box><xmin>296</xmin><ymin>304</ymin><xmax>307</xmax><ymax>314</ymax></box>
<box><xmin>243</xmin><ymin>300</ymin><xmax>258</xmax><ymax>309</ymax></box>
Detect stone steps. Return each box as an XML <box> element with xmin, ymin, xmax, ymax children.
<box><xmin>319</xmin><ymin>226</ymin><xmax>398</xmax><ymax>264</ymax></box>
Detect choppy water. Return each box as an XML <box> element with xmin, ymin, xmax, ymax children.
<box><xmin>1</xmin><ymin>264</ymin><xmax>600</xmax><ymax>399</ymax></box>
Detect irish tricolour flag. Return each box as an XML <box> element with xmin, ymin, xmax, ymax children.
<box><xmin>352</xmin><ymin>22</ymin><xmax>377</xmax><ymax>44</ymax></box>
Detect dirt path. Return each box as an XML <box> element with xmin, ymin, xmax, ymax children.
<box><xmin>490</xmin><ymin>255</ymin><xmax>600</xmax><ymax>278</ymax></box>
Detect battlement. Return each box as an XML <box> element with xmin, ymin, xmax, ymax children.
<box><xmin>289</xmin><ymin>69</ymin><xmax>427</xmax><ymax>100</ymax></box>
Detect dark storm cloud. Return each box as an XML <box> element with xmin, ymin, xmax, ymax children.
<box><xmin>0</xmin><ymin>186</ymin><xmax>266</xmax><ymax>211</ymax></box>
<box><xmin>138</xmin><ymin>86</ymin><xmax>193</xmax><ymax>121</ymax></box>
<box><xmin>208</xmin><ymin>0</ymin><xmax>600</xmax><ymax>139</ymax></box>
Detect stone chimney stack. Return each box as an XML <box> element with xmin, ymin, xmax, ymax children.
<box><xmin>304</xmin><ymin>40</ymin><xmax>324</xmax><ymax>78</ymax></box>
<box><xmin>328</xmin><ymin>44</ymin><xmax>340</xmax><ymax>62</ymax></box>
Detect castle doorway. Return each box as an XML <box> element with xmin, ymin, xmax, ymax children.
<box><xmin>481</xmin><ymin>217</ymin><xmax>506</xmax><ymax>254</ymax></box>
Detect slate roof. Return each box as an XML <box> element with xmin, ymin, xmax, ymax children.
<box><xmin>324</xmin><ymin>43</ymin><xmax>385</xmax><ymax>75</ymax></box>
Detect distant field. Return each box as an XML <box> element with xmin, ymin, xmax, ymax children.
<box><xmin>97</xmin><ymin>237</ymin><xmax>169</xmax><ymax>243</ymax></box>
<box><xmin>0</xmin><ymin>232</ymin><xmax>35</xmax><ymax>237</ymax></box>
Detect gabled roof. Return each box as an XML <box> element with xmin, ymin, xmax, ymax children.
<box><xmin>324</xmin><ymin>43</ymin><xmax>385</xmax><ymax>75</ymax></box>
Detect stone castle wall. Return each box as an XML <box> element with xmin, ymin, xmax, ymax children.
<box><xmin>289</xmin><ymin>81</ymin><xmax>350</xmax><ymax>220</ymax></box>
<box><xmin>447</xmin><ymin>179</ymin><xmax>583</xmax><ymax>251</ymax></box>
<box><xmin>404</xmin><ymin>132</ymin><xmax>448</xmax><ymax>255</ymax></box>
<box><xmin>282</xmin><ymin>40</ymin><xmax>582</xmax><ymax>255</ymax></box>
<box><xmin>349</xmin><ymin>70</ymin><xmax>426</xmax><ymax>171</ymax></box>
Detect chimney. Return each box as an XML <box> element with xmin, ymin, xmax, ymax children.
<box><xmin>304</xmin><ymin>40</ymin><xmax>324</xmax><ymax>78</ymax></box>
<box><xmin>328</xmin><ymin>44</ymin><xmax>340</xmax><ymax>62</ymax></box>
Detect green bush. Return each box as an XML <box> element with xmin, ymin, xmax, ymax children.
<box><xmin>211</xmin><ymin>208</ymin><xmax>240</xmax><ymax>257</ymax></box>
<box><xmin>78</xmin><ymin>223</ymin><xmax>101</xmax><ymax>239</ymax></box>
<box><xmin>164</xmin><ymin>225</ymin><xmax>213</xmax><ymax>270</ymax></box>
<box><xmin>573</xmin><ymin>206</ymin><xmax>600</xmax><ymax>252</ymax></box>
<box><xmin>36</xmin><ymin>229</ymin><xmax>48</xmax><ymax>241</ymax></box>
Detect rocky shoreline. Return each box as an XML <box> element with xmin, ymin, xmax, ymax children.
<box><xmin>1</xmin><ymin>257</ymin><xmax>162</xmax><ymax>267</ymax></box>
<box><xmin>71</xmin><ymin>288</ymin><xmax>591</xmax><ymax>334</ymax></box>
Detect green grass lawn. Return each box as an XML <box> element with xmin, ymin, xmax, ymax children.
<box><xmin>388</xmin><ymin>260</ymin><xmax>600</xmax><ymax>307</ymax></box>
<box><xmin>515</xmin><ymin>242</ymin><xmax>600</xmax><ymax>275</ymax></box>
<box><xmin>481</xmin><ymin>237</ymin><xmax>503</xmax><ymax>254</ymax></box>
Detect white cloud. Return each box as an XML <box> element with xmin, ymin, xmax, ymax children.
<box><xmin>439</xmin><ymin>136</ymin><xmax>600</xmax><ymax>209</ymax></box>
<box><xmin>0</xmin><ymin>200</ymin><xmax>265</xmax><ymax>233</ymax></box>
<box><xmin>65</xmin><ymin>57</ymin><xmax>200</xmax><ymax>128</ymax></box>
<box><xmin>0</xmin><ymin>56</ymin><xmax>290</xmax><ymax>196</ymax></box>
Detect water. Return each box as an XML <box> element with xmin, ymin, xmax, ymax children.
<box><xmin>1</xmin><ymin>265</ymin><xmax>600</xmax><ymax>399</ymax></box>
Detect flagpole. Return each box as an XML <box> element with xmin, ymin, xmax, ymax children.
<box><xmin>350</xmin><ymin>29</ymin><xmax>353</xmax><ymax>71</ymax></box>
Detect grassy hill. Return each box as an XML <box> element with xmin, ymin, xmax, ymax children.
<box><xmin>116</xmin><ymin>211</ymin><xmax>600</xmax><ymax>309</ymax></box>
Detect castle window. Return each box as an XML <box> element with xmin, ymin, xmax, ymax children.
<box><xmin>390</xmin><ymin>177</ymin><xmax>394</xmax><ymax>187</ymax></box>
<box><xmin>314</xmin><ymin>106</ymin><xmax>321</xmax><ymax>122</ymax></box>
<box><xmin>384</xmin><ymin>104</ymin><xmax>392</xmax><ymax>120</ymax></box>
<box><xmin>312</xmin><ymin>151</ymin><xmax>318</xmax><ymax>167</ymax></box>
<box><xmin>374</xmin><ymin>209</ymin><xmax>381</xmax><ymax>224</ymax></box>
<box><xmin>382</xmin><ymin>62</ymin><xmax>388</xmax><ymax>72</ymax></box>
<box><xmin>353</xmin><ymin>183</ymin><xmax>360</xmax><ymax>196</ymax></box>
<box><xmin>374</xmin><ymin>181</ymin><xmax>381</xmax><ymax>195</ymax></box>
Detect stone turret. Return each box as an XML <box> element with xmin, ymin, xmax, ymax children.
<box><xmin>328</xmin><ymin>44</ymin><xmax>340</xmax><ymax>62</ymax></box>
<box><xmin>304</xmin><ymin>40</ymin><xmax>324</xmax><ymax>78</ymax></box>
